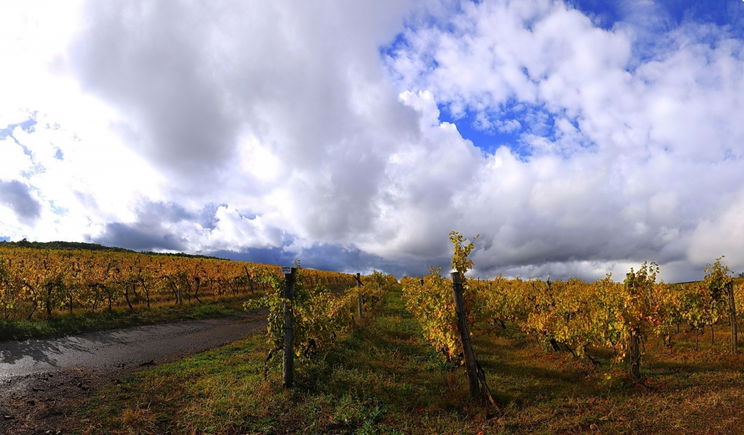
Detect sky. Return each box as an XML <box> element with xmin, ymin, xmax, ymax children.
<box><xmin>1</xmin><ymin>0</ymin><xmax>744</xmax><ymax>282</ymax></box>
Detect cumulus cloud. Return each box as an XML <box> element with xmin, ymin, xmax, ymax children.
<box><xmin>2</xmin><ymin>0</ymin><xmax>744</xmax><ymax>281</ymax></box>
<box><xmin>67</xmin><ymin>1</ymin><xmax>421</xmax><ymax>205</ymax></box>
<box><xmin>383</xmin><ymin>0</ymin><xmax>744</xmax><ymax>280</ymax></box>
<box><xmin>69</xmin><ymin>2</ymin><xmax>241</xmax><ymax>181</ymax></box>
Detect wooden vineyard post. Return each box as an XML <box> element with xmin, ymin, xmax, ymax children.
<box><xmin>451</xmin><ymin>271</ymin><xmax>496</xmax><ymax>406</ymax></box>
<box><xmin>727</xmin><ymin>282</ymin><xmax>738</xmax><ymax>353</ymax></box>
<box><xmin>628</xmin><ymin>330</ymin><xmax>642</xmax><ymax>382</ymax></box>
<box><xmin>282</xmin><ymin>266</ymin><xmax>297</xmax><ymax>388</ymax></box>
<box><xmin>355</xmin><ymin>273</ymin><xmax>363</xmax><ymax>323</ymax></box>
<box><xmin>243</xmin><ymin>266</ymin><xmax>255</xmax><ymax>294</ymax></box>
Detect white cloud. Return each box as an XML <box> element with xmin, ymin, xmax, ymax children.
<box><xmin>200</xmin><ymin>205</ymin><xmax>283</xmax><ymax>253</ymax></box>
<box><xmin>385</xmin><ymin>0</ymin><xmax>744</xmax><ymax>279</ymax></box>
<box><xmin>1</xmin><ymin>0</ymin><xmax>743</xmax><ymax>280</ymax></box>
<box><xmin>688</xmin><ymin>189</ymin><xmax>744</xmax><ymax>268</ymax></box>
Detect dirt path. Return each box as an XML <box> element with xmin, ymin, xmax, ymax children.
<box><xmin>0</xmin><ymin>311</ymin><xmax>266</xmax><ymax>434</ymax></box>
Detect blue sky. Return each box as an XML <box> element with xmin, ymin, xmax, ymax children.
<box><xmin>2</xmin><ymin>0</ymin><xmax>744</xmax><ymax>281</ymax></box>
<box><xmin>435</xmin><ymin>102</ymin><xmax>577</xmax><ymax>158</ymax></box>
<box><xmin>587</xmin><ymin>0</ymin><xmax>744</xmax><ymax>29</ymax></box>
<box><xmin>386</xmin><ymin>0</ymin><xmax>744</xmax><ymax>159</ymax></box>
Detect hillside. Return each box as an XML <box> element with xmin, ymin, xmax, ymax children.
<box><xmin>0</xmin><ymin>239</ymin><xmax>222</xmax><ymax>260</ymax></box>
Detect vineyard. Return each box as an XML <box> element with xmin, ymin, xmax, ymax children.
<box><xmin>65</xmin><ymin>239</ymin><xmax>744</xmax><ymax>433</ymax></box>
<box><xmin>245</xmin><ymin>268</ymin><xmax>397</xmax><ymax>386</ymax></box>
<box><xmin>0</xmin><ymin>246</ymin><xmax>357</xmax><ymax>322</ymax></box>
<box><xmin>4</xmin><ymin>239</ymin><xmax>744</xmax><ymax>433</ymax></box>
<box><xmin>402</xmin><ymin>234</ymin><xmax>744</xmax><ymax>389</ymax></box>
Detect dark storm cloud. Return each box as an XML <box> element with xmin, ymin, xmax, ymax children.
<box><xmin>135</xmin><ymin>201</ymin><xmax>195</xmax><ymax>224</ymax></box>
<box><xmin>196</xmin><ymin>203</ymin><xmax>223</xmax><ymax>231</ymax></box>
<box><xmin>472</xmin><ymin>220</ymin><xmax>688</xmax><ymax>272</ymax></box>
<box><xmin>210</xmin><ymin>242</ymin><xmax>439</xmax><ymax>278</ymax></box>
<box><xmin>95</xmin><ymin>222</ymin><xmax>186</xmax><ymax>251</ymax></box>
<box><xmin>90</xmin><ymin>200</ymin><xmax>212</xmax><ymax>252</ymax></box>
<box><xmin>0</xmin><ymin>180</ymin><xmax>41</xmax><ymax>221</ymax></box>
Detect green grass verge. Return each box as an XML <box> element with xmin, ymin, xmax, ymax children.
<box><xmin>0</xmin><ymin>295</ymin><xmax>259</xmax><ymax>341</ymax></box>
<box><xmin>72</xmin><ymin>289</ymin><xmax>744</xmax><ymax>434</ymax></box>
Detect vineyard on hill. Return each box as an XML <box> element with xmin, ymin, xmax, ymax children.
<box><xmin>4</xmin><ymin>237</ymin><xmax>744</xmax><ymax>433</ymax></box>
<box><xmin>66</xmin><ymin>234</ymin><xmax>744</xmax><ymax>433</ymax></box>
<box><xmin>0</xmin><ymin>245</ymin><xmax>356</xmax><ymax>322</ymax></box>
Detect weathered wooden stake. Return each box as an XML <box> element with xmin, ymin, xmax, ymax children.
<box><xmin>628</xmin><ymin>330</ymin><xmax>642</xmax><ymax>382</ymax></box>
<box><xmin>243</xmin><ymin>266</ymin><xmax>255</xmax><ymax>294</ymax></box>
<box><xmin>283</xmin><ymin>267</ymin><xmax>297</xmax><ymax>388</ymax></box>
<box><xmin>451</xmin><ymin>271</ymin><xmax>496</xmax><ymax>406</ymax></box>
<box><xmin>727</xmin><ymin>282</ymin><xmax>738</xmax><ymax>353</ymax></box>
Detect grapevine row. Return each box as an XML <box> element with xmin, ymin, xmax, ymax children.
<box><xmin>247</xmin><ymin>269</ymin><xmax>397</xmax><ymax>385</ymax></box>
<box><xmin>403</xmin><ymin>233</ymin><xmax>743</xmax><ymax>384</ymax></box>
<box><xmin>0</xmin><ymin>246</ymin><xmax>357</xmax><ymax>320</ymax></box>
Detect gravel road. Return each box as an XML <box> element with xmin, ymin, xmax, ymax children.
<box><xmin>0</xmin><ymin>311</ymin><xmax>266</xmax><ymax>434</ymax></box>
<box><xmin>0</xmin><ymin>311</ymin><xmax>266</xmax><ymax>379</ymax></box>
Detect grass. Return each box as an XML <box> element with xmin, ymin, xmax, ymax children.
<box><xmin>0</xmin><ymin>295</ymin><xmax>260</xmax><ymax>341</ymax></box>
<box><xmin>71</xmin><ymin>289</ymin><xmax>744</xmax><ymax>434</ymax></box>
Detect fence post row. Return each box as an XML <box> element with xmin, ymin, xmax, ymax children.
<box><xmin>282</xmin><ymin>266</ymin><xmax>297</xmax><ymax>388</ymax></box>
<box><xmin>451</xmin><ymin>271</ymin><xmax>496</xmax><ymax>406</ymax></box>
